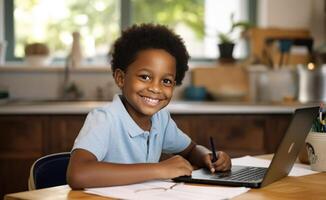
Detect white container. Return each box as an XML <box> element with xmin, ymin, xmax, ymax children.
<box><xmin>298</xmin><ymin>64</ymin><xmax>326</xmax><ymax>103</ymax></box>
<box><xmin>257</xmin><ymin>68</ymin><xmax>297</xmax><ymax>102</ymax></box>
<box><xmin>247</xmin><ymin>65</ymin><xmax>268</xmax><ymax>102</ymax></box>
<box><xmin>25</xmin><ymin>55</ymin><xmax>51</xmax><ymax>66</ymax></box>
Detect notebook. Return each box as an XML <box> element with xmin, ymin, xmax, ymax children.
<box><xmin>173</xmin><ymin>106</ymin><xmax>319</xmax><ymax>188</ymax></box>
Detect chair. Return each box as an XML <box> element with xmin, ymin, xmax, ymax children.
<box><xmin>28</xmin><ymin>152</ymin><xmax>71</xmax><ymax>190</ymax></box>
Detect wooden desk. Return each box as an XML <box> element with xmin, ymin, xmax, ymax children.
<box><xmin>4</xmin><ymin>155</ymin><xmax>326</xmax><ymax>200</ymax></box>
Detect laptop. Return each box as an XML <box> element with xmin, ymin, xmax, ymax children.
<box><xmin>173</xmin><ymin>106</ymin><xmax>319</xmax><ymax>188</ymax></box>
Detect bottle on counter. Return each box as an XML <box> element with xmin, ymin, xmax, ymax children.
<box><xmin>68</xmin><ymin>31</ymin><xmax>83</xmax><ymax>68</ymax></box>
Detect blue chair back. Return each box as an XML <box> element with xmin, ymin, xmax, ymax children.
<box><xmin>29</xmin><ymin>152</ymin><xmax>70</xmax><ymax>190</ymax></box>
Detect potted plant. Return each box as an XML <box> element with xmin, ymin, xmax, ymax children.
<box><xmin>305</xmin><ymin>106</ymin><xmax>326</xmax><ymax>171</ymax></box>
<box><xmin>217</xmin><ymin>14</ymin><xmax>251</xmax><ymax>62</ymax></box>
<box><xmin>299</xmin><ymin>105</ymin><xmax>326</xmax><ymax>167</ymax></box>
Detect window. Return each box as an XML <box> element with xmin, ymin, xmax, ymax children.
<box><xmin>132</xmin><ymin>0</ymin><xmax>249</xmax><ymax>59</ymax></box>
<box><xmin>9</xmin><ymin>0</ymin><xmax>120</xmax><ymax>63</ymax></box>
<box><xmin>4</xmin><ymin>0</ymin><xmax>255</xmax><ymax>63</ymax></box>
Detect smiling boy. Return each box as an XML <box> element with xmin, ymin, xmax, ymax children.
<box><xmin>67</xmin><ymin>24</ymin><xmax>231</xmax><ymax>189</ymax></box>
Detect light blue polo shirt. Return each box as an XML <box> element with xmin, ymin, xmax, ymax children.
<box><xmin>72</xmin><ymin>95</ymin><xmax>191</xmax><ymax>163</ymax></box>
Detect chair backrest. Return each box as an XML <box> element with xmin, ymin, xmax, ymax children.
<box><xmin>28</xmin><ymin>152</ymin><xmax>70</xmax><ymax>190</ymax></box>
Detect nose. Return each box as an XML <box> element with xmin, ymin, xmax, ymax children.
<box><xmin>148</xmin><ymin>81</ymin><xmax>162</xmax><ymax>94</ymax></box>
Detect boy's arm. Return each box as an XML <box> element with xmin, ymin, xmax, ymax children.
<box><xmin>67</xmin><ymin>149</ymin><xmax>193</xmax><ymax>189</ymax></box>
<box><xmin>178</xmin><ymin>141</ymin><xmax>231</xmax><ymax>172</ymax></box>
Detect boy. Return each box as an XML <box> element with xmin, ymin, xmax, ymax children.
<box><xmin>67</xmin><ymin>24</ymin><xmax>231</xmax><ymax>189</ymax></box>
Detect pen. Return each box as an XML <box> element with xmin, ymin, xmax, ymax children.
<box><xmin>319</xmin><ymin>104</ymin><xmax>326</xmax><ymax>133</ymax></box>
<box><xmin>209</xmin><ymin>136</ymin><xmax>218</xmax><ymax>162</ymax></box>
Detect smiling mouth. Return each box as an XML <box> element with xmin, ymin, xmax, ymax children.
<box><xmin>142</xmin><ymin>96</ymin><xmax>161</xmax><ymax>106</ymax></box>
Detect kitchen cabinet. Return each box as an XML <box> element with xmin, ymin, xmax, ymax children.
<box><xmin>172</xmin><ymin>114</ymin><xmax>292</xmax><ymax>157</ymax></box>
<box><xmin>46</xmin><ymin>115</ymin><xmax>85</xmax><ymax>154</ymax></box>
<box><xmin>0</xmin><ymin>115</ymin><xmax>85</xmax><ymax>198</ymax></box>
<box><xmin>0</xmin><ymin>113</ymin><xmax>291</xmax><ymax>198</ymax></box>
<box><xmin>0</xmin><ymin>115</ymin><xmax>46</xmax><ymax>199</ymax></box>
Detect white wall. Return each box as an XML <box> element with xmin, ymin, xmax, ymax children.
<box><xmin>0</xmin><ymin>69</ymin><xmax>118</xmax><ymax>100</ymax></box>
<box><xmin>258</xmin><ymin>0</ymin><xmax>325</xmax><ymax>47</ymax></box>
<box><xmin>0</xmin><ymin>67</ymin><xmax>191</xmax><ymax>101</ymax></box>
<box><xmin>311</xmin><ymin>0</ymin><xmax>326</xmax><ymax>46</ymax></box>
<box><xmin>258</xmin><ymin>0</ymin><xmax>312</xmax><ymax>28</ymax></box>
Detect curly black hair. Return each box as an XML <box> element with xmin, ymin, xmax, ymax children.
<box><xmin>110</xmin><ymin>23</ymin><xmax>189</xmax><ymax>85</ymax></box>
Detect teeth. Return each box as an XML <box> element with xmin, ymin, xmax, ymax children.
<box><xmin>143</xmin><ymin>97</ymin><xmax>159</xmax><ymax>105</ymax></box>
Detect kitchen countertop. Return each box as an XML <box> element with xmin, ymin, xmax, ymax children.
<box><xmin>0</xmin><ymin>100</ymin><xmax>318</xmax><ymax>115</ymax></box>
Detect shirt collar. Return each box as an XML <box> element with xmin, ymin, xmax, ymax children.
<box><xmin>111</xmin><ymin>94</ymin><xmax>159</xmax><ymax>138</ymax></box>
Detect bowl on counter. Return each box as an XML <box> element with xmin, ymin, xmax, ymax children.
<box><xmin>208</xmin><ymin>87</ymin><xmax>247</xmax><ymax>101</ymax></box>
<box><xmin>184</xmin><ymin>86</ymin><xmax>207</xmax><ymax>101</ymax></box>
<box><xmin>25</xmin><ymin>55</ymin><xmax>51</xmax><ymax>66</ymax></box>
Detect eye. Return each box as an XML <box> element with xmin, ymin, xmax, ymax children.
<box><xmin>139</xmin><ymin>74</ymin><xmax>151</xmax><ymax>81</ymax></box>
<box><xmin>162</xmin><ymin>78</ymin><xmax>174</xmax><ymax>87</ymax></box>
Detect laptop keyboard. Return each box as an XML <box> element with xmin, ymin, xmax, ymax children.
<box><xmin>216</xmin><ymin>167</ymin><xmax>267</xmax><ymax>182</ymax></box>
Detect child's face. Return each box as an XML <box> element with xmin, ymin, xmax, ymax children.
<box><xmin>115</xmin><ymin>49</ymin><xmax>176</xmax><ymax>118</ymax></box>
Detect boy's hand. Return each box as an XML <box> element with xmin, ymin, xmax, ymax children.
<box><xmin>158</xmin><ymin>155</ymin><xmax>193</xmax><ymax>179</ymax></box>
<box><xmin>203</xmin><ymin>151</ymin><xmax>231</xmax><ymax>173</ymax></box>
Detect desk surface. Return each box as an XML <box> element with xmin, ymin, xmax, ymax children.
<box><xmin>4</xmin><ymin>155</ymin><xmax>326</xmax><ymax>200</ymax></box>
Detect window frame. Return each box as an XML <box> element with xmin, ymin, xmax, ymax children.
<box><xmin>4</xmin><ymin>0</ymin><xmax>257</xmax><ymax>62</ymax></box>
<box><xmin>4</xmin><ymin>0</ymin><xmax>16</xmax><ymax>61</ymax></box>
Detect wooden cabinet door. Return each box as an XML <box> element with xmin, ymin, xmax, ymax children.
<box><xmin>264</xmin><ymin>114</ymin><xmax>292</xmax><ymax>153</ymax></box>
<box><xmin>196</xmin><ymin>115</ymin><xmax>265</xmax><ymax>153</ymax></box>
<box><xmin>47</xmin><ymin>115</ymin><xmax>86</xmax><ymax>154</ymax></box>
<box><xmin>172</xmin><ymin>114</ymin><xmax>291</xmax><ymax>157</ymax></box>
<box><xmin>0</xmin><ymin>115</ymin><xmax>46</xmax><ymax>198</ymax></box>
<box><xmin>173</xmin><ymin>114</ymin><xmax>266</xmax><ymax>157</ymax></box>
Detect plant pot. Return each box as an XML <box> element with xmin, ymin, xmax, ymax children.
<box><xmin>218</xmin><ymin>43</ymin><xmax>235</xmax><ymax>61</ymax></box>
<box><xmin>305</xmin><ymin>132</ymin><xmax>326</xmax><ymax>172</ymax></box>
<box><xmin>25</xmin><ymin>55</ymin><xmax>51</xmax><ymax>66</ymax></box>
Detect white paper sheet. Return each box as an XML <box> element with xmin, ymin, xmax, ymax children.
<box><xmin>85</xmin><ymin>180</ymin><xmax>250</xmax><ymax>200</ymax></box>
<box><xmin>84</xmin><ymin>156</ymin><xmax>317</xmax><ymax>199</ymax></box>
<box><xmin>231</xmin><ymin>156</ymin><xmax>318</xmax><ymax>176</ymax></box>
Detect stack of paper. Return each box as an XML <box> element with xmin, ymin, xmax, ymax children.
<box><xmin>85</xmin><ymin>180</ymin><xmax>249</xmax><ymax>200</ymax></box>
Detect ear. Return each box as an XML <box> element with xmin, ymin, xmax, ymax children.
<box><xmin>114</xmin><ymin>68</ymin><xmax>125</xmax><ymax>89</ymax></box>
